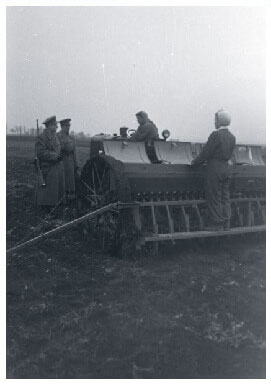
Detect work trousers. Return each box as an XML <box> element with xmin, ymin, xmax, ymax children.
<box><xmin>205</xmin><ymin>159</ymin><xmax>231</xmax><ymax>225</ymax></box>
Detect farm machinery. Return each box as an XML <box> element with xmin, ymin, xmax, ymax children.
<box><xmin>76</xmin><ymin>129</ymin><xmax>266</xmax><ymax>256</ymax></box>
<box><xmin>7</xmin><ymin>128</ymin><xmax>266</xmax><ymax>257</ymax></box>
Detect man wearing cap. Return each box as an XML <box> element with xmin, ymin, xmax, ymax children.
<box><xmin>57</xmin><ymin>119</ymin><xmax>79</xmax><ymax>201</ymax></box>
<box><xmin>191</xmin><ymin>109</ymin><xmax>236</xmax><ymax>231</ymax></box>
<box><xmin>35</xmin><ymin>116</ymin><xmax>65</xmax><ymax>211</ymax></box>
<box><xmin>129</xmin><ymin>111</ymin><xmax>159</xmax><ymax>142</ymax></box>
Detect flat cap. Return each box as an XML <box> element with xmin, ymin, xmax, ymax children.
<box><xmin>59</xmin><ymin>118</ymin><xmax>72</xmax><ymax>125</ymax></box>
<box><xmin>42</xmin><ymin>115</ymin><xmax>57</xmax><ymax>126</ymax></box>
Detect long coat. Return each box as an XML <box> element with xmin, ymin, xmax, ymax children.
<box><xmin>35</xmin><ymin>129</ymin><xmax>65</xmax><ymax>206</ymax></box>
<box><xmin>192</xmin><ymin>128</ymin><xmax>236</xmax><ymax>225</ymax></box>
<box><xmin>57</xmin><ymin>131</ymin><xmax>78</xmax><ymax>198</ymax></box>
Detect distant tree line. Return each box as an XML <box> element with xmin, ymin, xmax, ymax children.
<box><xmin>6</xmin><ymin>125</ymin><xmax>91</xmax><ymax>139</ymax></box>
<box><xmin>7</xmin><ymin>126</ymin><xmax>42</xmax><ymax>136</ymax></box>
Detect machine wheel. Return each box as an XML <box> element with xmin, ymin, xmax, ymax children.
<box><xmin>78</xmin><ymin>155</ymin><xmax>131</xmax><ymax>210</ymax></box>
<box><xmin>77</xmin><ymin>155</ymin><xmax>132</xmax><ymax>255</ymax></box>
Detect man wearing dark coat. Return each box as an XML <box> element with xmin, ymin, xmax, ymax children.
<box><xmin>129</xmin><ymin>111</ymin><xmax>159</xmax><ymax>142</ymax></box>
<box><xmin>57</xmin><ymin>118</ymin><xmax>79</xmax><ymax>201</ymax></box>
<box><xmin>191</xmin><ymin>110</ymin><xmax>236</xmax><ymax>230</ymax></box>
<box><xmin>35</xmin><ymin>116</ymin><xmax>65</xmax><ymax>211</ymax></box>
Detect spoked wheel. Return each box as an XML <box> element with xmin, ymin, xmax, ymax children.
<box><xmin>77</xmin><ymin>155</ymin><xmax>132</xmax><ymax>255</ymax></box>
<box><xmin>78</xmin><ymin>156</ymin><xmax>113</xmax><ymax>211</ymax></box>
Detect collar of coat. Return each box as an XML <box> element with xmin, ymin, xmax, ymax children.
<box><xmin>217</xmin><ymin>126</ymin><xmax>229</xmax><ymax>130</ymax></box>
<box><xmin>44</xmin><ymin>128</ymin><xmax>57</xmax><ymax>139</ymax></box>
<box><xmin>58</xmin><ymin>130</ymin><xmax>69</xmax><ymax>136</ymax></box>
<box><xmin>42</xmin><ymin>128</ymin><xmax>59</xmax><ymax>151</ymax></box>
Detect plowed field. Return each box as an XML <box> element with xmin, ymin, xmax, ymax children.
<box><xmin>6</xmin><ymin>140</ymin><xmax>266</xmax><ymax>378</ymax></box>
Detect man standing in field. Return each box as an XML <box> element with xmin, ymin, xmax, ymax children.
<box><xmin>191</xmin><ymin>109</ymin><xmax>236</xmax><ymax>231</ymax></box>
<box><xmin>35</xmin><ymin>116</ymin><xmax>65</xmax><ymax>213</ymax></box>
<box><xmin>57</xmin><ymin>118</ymin><xmax>79</xmax><ymax>201</ymax></box>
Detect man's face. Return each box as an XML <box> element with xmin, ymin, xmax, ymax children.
<box><xmin>215</xmin><ymin>114</ymin><xmax>219</xmax><ymax>129</ymax></box>
<box><xmin>48</xmin><ymin>122</ymin><xmax>58</xmax><ymax>133</ymax></box>
<box><xmin>62</xmin><ymin>123</ymin><xmax>71</xmax><ymax>133</ymax></box>
<box><xmin>136</xmin><ymin>116</ymin><xmax>144</xmax><ymax>125</ymax></box>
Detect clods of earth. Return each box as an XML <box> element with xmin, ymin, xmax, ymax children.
<box><xmin>6</xmin><ymin>148</ymin><xmax>266</xmax><ymax>379</ymax></box>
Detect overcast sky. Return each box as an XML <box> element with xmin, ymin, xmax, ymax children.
<box><xmin>6</xmin><ymin>6</ymin><xmax>265</xmax><ymax>143</ymax></box>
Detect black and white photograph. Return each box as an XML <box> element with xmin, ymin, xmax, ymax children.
<box><xmin>5</xmin><ymin>2</ymin><xmax>268</xmax><ymax>379</ymax></box>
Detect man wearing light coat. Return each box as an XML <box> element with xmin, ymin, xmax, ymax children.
<box><xmin>57</xmin><ymin>118</ymin><xmax>79</xmax><ymax>200</ymax></box>
<box><xmin>35</xmin><ymin>116</ymin><xmax>65</xmax><ymax>210</ymax></box>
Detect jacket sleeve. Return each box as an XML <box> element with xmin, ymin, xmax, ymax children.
<box><xmin>129</xmin><ymin>126</ymin><xmax>148</xmax><ymax>142</ymax></box>
<box><xmin>130</xmin><ymin>123</ymin><xmax>157</xmax><ymax>142</ymax></box>
<box><xmin>192</xmin><ymin>131</ymin><xmax>218</xmax><ymax>165</ymax></box>
<box><xmin>35</xmin><ymin>137</ymin><xmax>59</xmax><ymax>162</ymax></box>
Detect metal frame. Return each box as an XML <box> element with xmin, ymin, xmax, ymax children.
<box><xmin>118</xmin><ymin>198</ymin><xmax>265</xmax><ymax>248</ymax></box>
<box><xmin>143</xmin><ymin>225</ymin><xmax>266</xmax><ymax>242</ymax></box>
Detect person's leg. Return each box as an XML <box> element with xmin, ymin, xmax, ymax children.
<box><xmin>221</xmin><ymin>176</ymin><xmax>231</xmax><ymax>229</ymax></box>
<box><xmin>205</xmin><ymin>166</ymin><xmax>224</xmax><ymax>226</ymax></box>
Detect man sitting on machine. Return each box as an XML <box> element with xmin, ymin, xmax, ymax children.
<box><xmin>129</xmin><ymin>111</ymin><xmax>159</xmax><ymax>142</ymax></box>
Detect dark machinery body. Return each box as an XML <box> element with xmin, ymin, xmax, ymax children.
<box><xmin>80</xmin><ymin>137</ymin><xmax>265</xmax><ymax>200</ymax></box>
<box><xmin>78</xmin><ymin>134</ymin><xmax>265</xmax><ymax>255</ymax></box>
<box><xmin>123</xmin><ymin>163</ymin><xmax>265</xmax><ymax>198</ymax></box>
<box><xmin>6</xmin><ymin>132</ymin><xmax>266</xmax><ymax>258</ymax></box>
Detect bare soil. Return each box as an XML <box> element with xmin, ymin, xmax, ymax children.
<box><xmin>6</xmin><ymin>142</ymin><xmax>266</xmax><ymax>379</ymax></box>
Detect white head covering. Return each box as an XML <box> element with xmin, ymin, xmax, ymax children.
<box><xmin>215</xmin><ymin>109</ymin><xmax>231</xmax><ymax>128</ymax></box>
